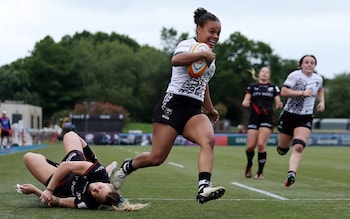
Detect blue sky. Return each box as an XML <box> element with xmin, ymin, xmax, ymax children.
<box><xmin>1</xmin><ymin>0</ymin><xmax>349</xmax><ymax>79</ymax></box>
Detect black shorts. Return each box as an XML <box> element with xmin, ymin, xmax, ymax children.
<box><xmin>46</xmin><ymin>147</ymin><xmax>92</xmax><ymax>167</ymax></box>
<box><xmin>1</xmin><ymin>130</ymin><xmax>10</xmax><ymax>137</ymax></box>
<box><xmin>45</xmin><ymin>150</ymin><xmax>85</xmax><ymax>187</ymax></box>
<box><xmin>152</xmin><ymin>93</ymin><xmax>203</xmax><ymax>133</ymax></box>
<box><xmin>277</xmin><ymin>111</ymin><xmax>313</xmax><ymax>136</ymax></box>
<box><xmin>247</xmin><ymin>114</ymin><xmax>274</xmax><ymax>130</ymax></box>
<box><xmin>61</xmin><ymin>150</ymin><xmax>85</xmax><ymax>162</ymax></box>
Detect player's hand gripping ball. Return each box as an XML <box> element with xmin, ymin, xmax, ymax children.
<box><xmin>187</xmin><ymin>43</ymin><xmax>210</xmax><ymax>78</ymax></box>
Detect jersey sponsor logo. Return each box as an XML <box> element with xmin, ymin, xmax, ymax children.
<box><xmin>76</xmin><ymin>191</ymin><xmax>81</xmax><ymax>200</ymax></box>
<box><xmin>95</xmin><ymin>166</ymin><xmax>104</xmax><ymax>173</ymax></box>
<box><xmin>252</xmin><ymin>91</ymin><xmax>273</xmax><ymax>97</ymax></box>
<box><xmin>267</xmin><ymin>87</ymin><xmax>274</xmax><ymax>92</ymax></box>
<box><xmin>82</xmin><ymin>181</ymin><xmax>88</xmax><ymax>194</ymax></box>
<box><xmin>71</xmin><ymin>179</ymin><xmax>77</xmax><ymax>195</ymax></box>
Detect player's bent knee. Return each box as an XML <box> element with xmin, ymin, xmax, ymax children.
<box><xmin>23</xmin><ymin>152</ymin><xmax>35</xmax><ymax>162</ymax></box>
<box><xmin>294</xmin><ymin>145</ymin><xmax>304</xmax><ymax>153</ymax></box>
<box><xmin>277</xmin><ymin>146</ymin><xmax>289</xmax><ymax>155</ymax></box>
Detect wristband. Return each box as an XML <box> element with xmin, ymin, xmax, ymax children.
<box><xmin>47</xmin><ymin>188</ymin><xmax>54</xmax><ymax>192</ymax></box>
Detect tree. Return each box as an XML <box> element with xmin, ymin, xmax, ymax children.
<box><xmin>321</xmin><ymin>73</ymin><xmax>349</xmax><ymax>118</ymax></box>
<box><xmin>0</xmin><ymin>61</ymin><xmax>40</xmax><ymax>104</ymax></box>
<box><xmin>160</xmin><ymin>27</ymin><xmax>189</xmax><ymax>56</ymax></box>
<box><xmin>130</xmin><ymin>46</ymin><xmax>170</xmax><ymax>121</ymax></box>
<box><xmin>68</xmin><ymin>32</ymin><xmax>170</xmax><ymax>122</ymax></box>
<box><xmin>24</xmin><ymin>36</ymin><xmax>81</xmax><ymax>121</ymax></box>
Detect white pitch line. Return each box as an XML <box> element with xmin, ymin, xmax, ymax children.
<box><xmin>168</xmin><ymin>162</ymin><xmax>184</xmax><ymax>168</ymax></box>
<box><xmin>126</xmin><ymin>149</ymin><xmax>140</xmax><ymax>154</ymax></box>
<box><xmin>231</xmin><ymin>182</ymin><xmax>289</xmax><ymax>200</ymax></box>
<box><xmin>129</xmin><ymin>197</ymin><xmax>350</xmax><ymax>201</ymax></box>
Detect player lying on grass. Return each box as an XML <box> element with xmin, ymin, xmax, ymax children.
<box><xmin>16</xmin><ymin>131</ymin><xmax>148</xmax><ymax>211</ymax></box>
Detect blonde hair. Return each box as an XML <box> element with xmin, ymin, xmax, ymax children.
<box><xmin>112</xmin><ymin>199</ymin><xmax>149</xmax><ymax>211</ymax></box>
<box><xmin>248</xmin><ymin>68</ymin><xmax>258</xmax><ymax>81</ymax></box>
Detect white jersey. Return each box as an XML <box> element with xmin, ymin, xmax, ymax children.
<box><xmin>165</xmin><ymin>38</ymin><xmax>216</xmax><ymax>102</ymax></box>
<box><xmin>282</xmin><ymin>69</ymin><xmax>323</xmax><ymax>115</ymax></box>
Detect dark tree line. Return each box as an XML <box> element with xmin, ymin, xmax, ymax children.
<box><xmin>0</xmin><ymin>29</ymin><xmax>346</xmax><ymax>127</ymax></box>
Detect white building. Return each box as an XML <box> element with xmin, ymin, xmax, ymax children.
<box><xmin>0</xmin><ymin>101</ymin><xmax>42</xmax><ymax>129</ymax></box>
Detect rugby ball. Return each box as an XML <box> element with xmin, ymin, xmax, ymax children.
<box><xmin>187</xmin><ymin>43</ymin><xmax>210</xmax><ymax>78</ymax></box>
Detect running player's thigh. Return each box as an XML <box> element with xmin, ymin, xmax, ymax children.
<box><xmin>183</xmin><ymin>114</ymin><xmax>214</xmax><ymax>146</ymax></box>
<box><xmin>293</xmin><ymin>127</ymin><xmax>311</xmax><ymax>143</ymax></box>
<box><xmin>23</xmin><ymin>153</ymin><xmax>56</xmax><ymax>184</ymax></box>
<box><xmin>62</xmin><ymin>131</ymin><xmax>84</xmax><ymax>154</ymax></box>
<box><xmin>278</xmin><ymin>132</ymin><xmax>293</xmax><ymax>147</ymax></box>
<box><xmin>151</xmin><ymin>122</ymin><xmax>178</xmax><ymax>157</ymax></box>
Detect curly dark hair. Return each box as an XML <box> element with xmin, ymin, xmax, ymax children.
<box><xmin>193</xmin><ymin>7</ymin><xmax>220</xmax><ymax>27</ymax></box>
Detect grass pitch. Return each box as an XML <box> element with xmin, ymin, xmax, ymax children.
<box><xmin>1</xmin><ymin>144</ymin><xmax>349</xmax><ymax>219</ymax></box>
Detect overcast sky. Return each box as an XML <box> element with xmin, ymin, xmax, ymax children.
<box><xmin>1</xmin><ymin>0</ymin><xmax>349</xmax><ymax>79</ymax></box>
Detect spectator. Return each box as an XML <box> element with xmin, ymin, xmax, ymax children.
<box><xmin>0</xmin><ymin>111</ymin><xmax>11</xmax><ymax>150</ymax></box>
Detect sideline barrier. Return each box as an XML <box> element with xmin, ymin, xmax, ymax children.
<box><xmin>76</xmin><ymin>132</ymin><xmax>350</xmax><ymax>146</ymax></box>
<box><xmin>224</xmin><ymin>133</ymin><xmax>348</xmax><ymax>146</ymax></box>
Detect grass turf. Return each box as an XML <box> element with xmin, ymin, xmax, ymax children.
<box><xmin>1</xmin><ymin>144</ymin><xmax>349</xmax><ymax>219</ymax></box>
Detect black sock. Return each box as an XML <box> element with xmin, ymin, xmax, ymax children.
<box><xmin>122</xmin><ymin>159</ymin><xmax>135</xmax><ymax>175</ymax></box>
<box><xmin>198</xmin><ymin>172</ymin><xmax>211</xmax><ymax>191</ymax></box>
<box><xmin>246</xmin><ymin>150</ymin><xmax>255</xmax><ymax>167</ymax></box>
<box><xmin>257</xmin><ymin>152</ymin><xmax>266</xmax><ymax>174</ymax></box>
<box><xmin>288</xmin><ymin>170</ymin><xmax>296</xmax><ymax>175</ymax></box>
<box><xmin>83</xmin><ymin>145</ymin><xmax>96</xmax><ymax>162</ymax></box>
<box><xmin>199</xmin><ymin>172</ymin><xmax>211</xmax><ymax>181</ymax></box>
